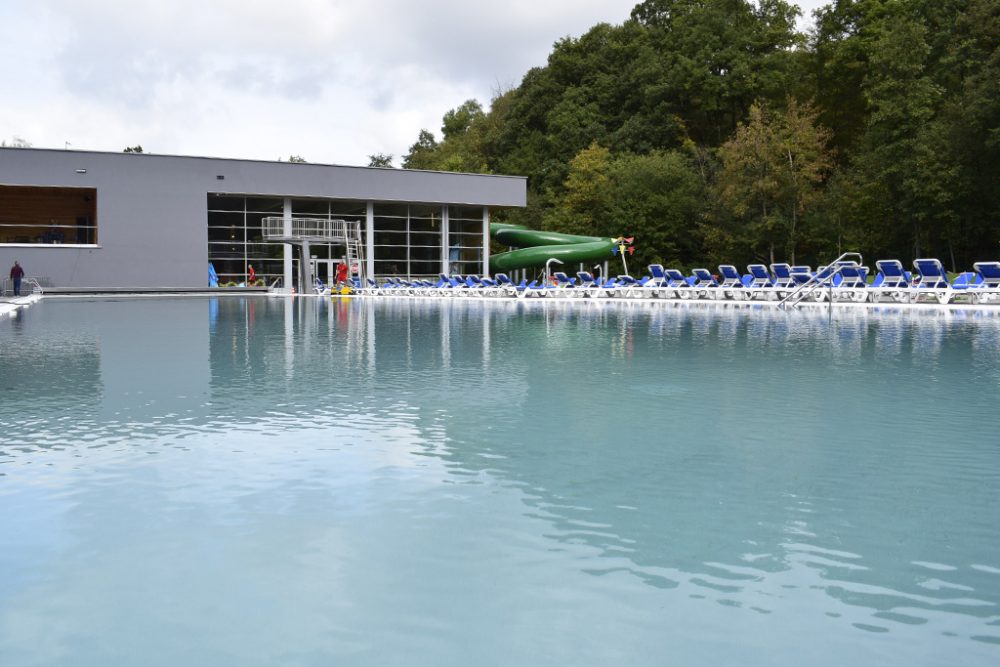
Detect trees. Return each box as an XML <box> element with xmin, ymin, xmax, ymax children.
<box><xmin>367</xmin><ymin>153</ymin><xmax>394</xmax><ymax>168</ymax></box>
<box><xmin>394</xmin><ymin>0</ymin><xmax>998</xmax><ymax>270</ymax></box>
<box><xmin>716</xmin><ymin>100</ymin><xmax>832</xmax><ymax>265</ymax></box>
<box><xmin>546</xmin><ymin>143</ymin><xmax>704</xmax><ymax>269</ymax></box>
<box><xmin>1</xmin><ymin>136</ymin><xmax>32</xmax><ymax>148</ymax></box>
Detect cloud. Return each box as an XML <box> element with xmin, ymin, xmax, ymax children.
<box><xmin>0</xmin><ymin>1</ymin><xmax>827</xmax><ymax>166</ymax></box>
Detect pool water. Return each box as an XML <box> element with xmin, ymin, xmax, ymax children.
<box><xmin>1</xmin><ymin>297</ymin><xmax>999</xmax><ymax>666</ymax></box>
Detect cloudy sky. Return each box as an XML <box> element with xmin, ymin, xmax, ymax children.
<box><xmin>0</xmin><ymin>0</ymin><xmax>828</xmax><ymax>167</ymax></box>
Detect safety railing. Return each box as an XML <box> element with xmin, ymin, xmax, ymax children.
<box><xmin>262</xmin><ymin>217</ymin><xmax>362</xmax><ymax>242</ymax></box>
<box><xmin>1</xmin><ymin>276</ymin><xmax>45</xmax><ymax>296</ymax></box>
<box><xmin>777</xmin><ymin>252</ymin><xmax>863</xmax><ymax>310</ymax></box>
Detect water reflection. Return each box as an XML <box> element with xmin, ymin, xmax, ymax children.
<box><xmin>1</xmin><ymin>296</ymin><xmax>999</xmax><ymax>664</ymax></box>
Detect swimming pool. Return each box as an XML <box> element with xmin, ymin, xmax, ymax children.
<box><xmin>1</xmin><ymin>297</ymin><xmax>998</xmax><ymax>665</ymax></box>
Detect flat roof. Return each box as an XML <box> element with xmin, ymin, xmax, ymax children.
<box><xmin>0</xmin><ymin>148</ymin><xmax>528</xmax><ymax>208</ymax></box>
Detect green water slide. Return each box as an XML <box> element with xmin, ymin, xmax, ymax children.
<box><xmin>489</xmin><ymin>223</ymin><xmax>616</xmax><ymax>273</ymax></box>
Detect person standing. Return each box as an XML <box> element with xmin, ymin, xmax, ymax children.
<box><xmin>9</xmin><ymin>260</ymin><xmax>24</xmax><ymax>296</ymax></box>
<box><xmin>247</xmin><ymin>264</ymin><xmax>256</xmax><ymax>285</ymax></box>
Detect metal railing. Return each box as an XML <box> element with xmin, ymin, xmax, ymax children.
<box><xmin>262</xmin><ymin>217</ymin><xmax>361</xmax><ymax>242</ymax></box>
<box><xmin>1</xmin><ymin>276</ymin><xmax>44</xmax><ymax>296</ymax></box>
<box><xmin>777</xmin><ymin>252</ymin><xmax>863</xmax><ymax>310</ymax></box>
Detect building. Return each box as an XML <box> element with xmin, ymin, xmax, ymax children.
<box><xmin>0</xmin><ymin>148</ymin><xmax>526</xmax><ymax>291</ymax></box>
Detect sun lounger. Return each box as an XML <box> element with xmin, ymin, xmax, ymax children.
<box><xmin>770</xmin><ymin>263</ymin><xmax>796</xmax><ymax>291</ymax></box>
<box><xmin>663</xmin><ymin>268</ymin><xmax>692</xmax><ymax>299</ymax></box>
<box><xmin>689</xmin><ymin>268</ymin><xmax>719</xmax><ymax>299</ymax></box>
<box><xmin>746</xmin><ymin>264</ymin><xmax>776</xmax><ymax>300</ymax></box>
<box><xmin>971</xmin><ymin>262</ymin><xmax>1000</xmax><ymax>303</ymax></box>
<box><xmin>912</xmin><ymin>258</ymin><xmax>952</xmax><ymax>304</ymax></box>
<box><xmin>831</xmin><ymin>262</ymin><xmax>868</xmax><ymax>302</ymax></box>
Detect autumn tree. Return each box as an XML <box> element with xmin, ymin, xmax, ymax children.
<box><xmin>716</xmin><ymin>100</ymin><xmax>832</xmax><ymax>265</ymax></box>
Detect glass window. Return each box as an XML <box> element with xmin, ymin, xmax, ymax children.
<box><xmin>374</xmin><ymin>203</ymin><xmax>408</xmax><ymax>217</ymax></box>
<box><xmin>0</xmin><ymin>185</ymin><xmax>98</xmax><ymax>245</ymax></box>
<box><xmin>449</xmin><ymin>205</ymin><xmax>483</xmax><ymax>221</ymax></box>
<box><xmin>409</xmin><ymin>217</ymin><xmax>440</xmax><ymax>233</ymax></box>
<box><xmin>330</xmin><ymin>200</ymin><xmax>367</xmax><ymax>216</ymax></box>
<box><xmin>245</xmin><ymin>197</ymin><xmax>284</xmax><ymax>213</ymax></box>
<box><xmin>374</xmin><ymin>245</ymin><xmax>407</xmax><ymax>262</ymax></box>
<box><xmin>410</xmin><ymin>232</ymin><xmax>440</xmax><ymax>248</ymax></box>
<box><xmin>207</xmin><ymin>194</ymin><xmax>245</xmax><ymax>212</ymax></box>
<box><xmin>374</xmin><ymin>216</ymin><xmax>406</xmax><ymax>232</ymax></box>
<box><xmin>292</xmin><ymin>198</ymin><xmax>329</xmax><ymax>216</ymax></box>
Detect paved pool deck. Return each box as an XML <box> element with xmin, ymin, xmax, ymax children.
<box><xmin>0</xmin><ymin>294</ymin><xmax>42</xmax><ymax>318</ymax></box>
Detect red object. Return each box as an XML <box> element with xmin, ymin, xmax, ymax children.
<box><xmin>336</xmin><ymin>262</ymin><xmax>349</xmax><ymax>284</ymax></box>
<box><xmin>248</xmin><ymin>265</ymin><xmax>256</xmax><ymax>283</ymax></box>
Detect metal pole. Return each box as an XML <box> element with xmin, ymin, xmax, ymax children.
<box><xmin>545</xmin><ymin>258</ymin><xmax>564</xmax><ymax>285</ymax></box>
<box><xmin>282</xmin><ymin>198</ymin><xmax>293</xmax><ymax>293</ymax></box>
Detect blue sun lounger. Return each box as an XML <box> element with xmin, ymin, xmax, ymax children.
<box><xmin>717</xmin><ymin>265</ymin><xmax>745</xmax><ymax>299</ymax></box>
<box><xmin>662</xmin><ymin>268</ymin><xmax>691</xmax><ymax>298</ymax></box>
<box><xmin>746</xmin><ymin>264</ymin><xmax>776</xmax><ymax>300</ymax></box>
<box><xmin>771</xmin><ymin>263</ymin><xmax>796</xmax><ymax>290</ymax></box>
<box><xmin>971</xmin><ymin>262</ymin><xmax>1000</xmax><ymax>303</ymax></box>
<box><xmin>912</xmin><ymin>258</ymin><xmax>952</xmax><ymax>304</ymax></box>
<box><xmin>871</xmin><ymin>260</ymin><xmax>911</xmax><ymax>302</ymax></box>
<box><xmin>689</xmin><ymin>268</ymin><xmax>718</xmax><ymax>299</ymax></box>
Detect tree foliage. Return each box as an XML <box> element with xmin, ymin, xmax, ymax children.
<box><xmin>401</xmin><ymin>0</ymin><xmax>1000</xmax><ymax>270</ymax></box>
<box><xmin>367</xmin><ymin>153</ymin><xmax>394</xmax><ymax>168</ymax></box>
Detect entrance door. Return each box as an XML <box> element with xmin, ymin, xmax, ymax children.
<box><xmin>310</xmin><ymin>259</ymin><xmax>336</xmax><ymax>287</ymax></box>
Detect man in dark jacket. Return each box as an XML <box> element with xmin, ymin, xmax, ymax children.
<box><xmin>9</xmin><ymin>261</ymin><xmax>24</xmax><ymax>296</ymax></box>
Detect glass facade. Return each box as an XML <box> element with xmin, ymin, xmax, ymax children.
<box><xmin>373</xmin><ymin>203</ymin><xmax>444</xmax><ymax>278</ymax></box>
<box><xmin>448</xmin><ymin>206</ymin><xmax>485</xmax><ymax>277</ymax></box>
<box><xmin>208</xmin><ymin>194</ymin><xmax>486</xmax><ymax>286</ymax></box>
<box><xmin>207</xmin><ymin>194</ymin><xmax>285</xmax><ymax>286</ymax></box>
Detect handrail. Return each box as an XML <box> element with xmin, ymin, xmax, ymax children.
<box><xmin>261</xmin><ymin>216</ymin><xmax>362</xmax><ymax>242</ymax></box>
<box><xmin>777</xmin><ymin>252</ymin><xmax>863</xmax><ymax>310</ymax></box>
<box><xmin>1</xmin><ymin>276</ymin><xmax>44</xmax><ymax>296</ymax></box>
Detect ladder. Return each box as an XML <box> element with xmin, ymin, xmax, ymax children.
<box><xmin>344</xmin><ymin>221</ymin><xmax>366</xmax><ymax>288</ymax></box>
<box><xmin>777</xmin><ymin>252</ymin><xmax>863</xmax><ymax>310</ymax></box>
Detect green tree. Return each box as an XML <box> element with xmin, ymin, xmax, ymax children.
<box><xmin>367</xmin><ymin>153</ymin><xmax>394</xmax><ymax>168</ymax></box>
<box><xmin>123</xmin><ymin>145</ymin><xmax>143</xmax><ymax>153</ymax></box>
<box><xmin>545</xmin><ymin>142</ymin><xmax>613</xmax><ymax>235</ymax></box>
<box><xmin>716</xmin><ymin>100</ymin><xmax>833</xmax><ymax>264</ymax></box>
<box><xmin>402</xmin><ymin>130</ymin><xmax>439</xmax><ymax>169</ymax></box>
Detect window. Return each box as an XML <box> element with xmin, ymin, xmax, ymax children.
<box><xmin>371</xmin><ymin>203</ymin><xmax>447</xmax><ymax>278</ymax></box>
<box><xmin>0</xmin><ymin>185</ymin><xmax>97</xmax><ymax>245</ymax></box>
<box><xmin>207</xmin><ymin>195</ymin><xmax>367</xmax><ymax>285</ymax></box>
<box><xmin>448</xmin><ymin>205</ymin><xmax>484</xmax><ymax>276</ymax></box>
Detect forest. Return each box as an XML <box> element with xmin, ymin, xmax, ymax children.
<box><xmin>400</xmin><ymin>0</ymin><xmax>999</xmax><ymax>272</ymax></box>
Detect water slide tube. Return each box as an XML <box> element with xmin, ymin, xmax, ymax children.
<box><xmin>489</xmin><ymin>223</ymin><xmax>616</xmax><ymax>273</ymax></box>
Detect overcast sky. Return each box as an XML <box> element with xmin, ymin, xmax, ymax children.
<box><xmin>0</xmin><ymin>0</ymin><xmax>828</xmax><ymax>166</ymax></box>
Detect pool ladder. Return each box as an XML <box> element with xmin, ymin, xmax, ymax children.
<box><xmin>777</xmin><ymin>252</ymin><xmax>863</xmax><ymax>310</ymax></box>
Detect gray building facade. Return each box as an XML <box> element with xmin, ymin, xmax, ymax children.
<box><xmin>0</xmin><ymin>148</ymin><xmax>526</xmax><ymax>290</ymax></box>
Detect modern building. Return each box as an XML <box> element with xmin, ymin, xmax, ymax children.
<box><xmin>0</xmin><ymin>148</ymin><xmax>526</xmax><ymax>291</ymax></box>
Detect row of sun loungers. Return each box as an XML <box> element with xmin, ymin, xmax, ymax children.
<box><xmin>349</xmin><ymin>259</ymin><xmax>1000</xmax><ymax>305</ymax></box>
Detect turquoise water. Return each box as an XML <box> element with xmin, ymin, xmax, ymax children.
<box><xmin>1</xmin><ymin>297</ymin><xmax>999</xmax><ymax>666</ymax></box>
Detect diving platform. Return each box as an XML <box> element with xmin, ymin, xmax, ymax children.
<box><xmin>262</xmin><ymin>216</ymin><xmax>367</xmax><ymax>292</ymax></box>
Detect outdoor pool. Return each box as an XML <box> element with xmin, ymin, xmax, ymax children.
<box><xmin>1</xmin><ymin>296</ymin><xmax>999</xmax><ymax>665</ymax></box>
